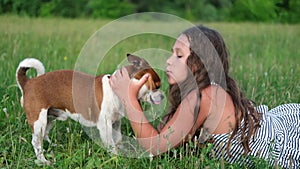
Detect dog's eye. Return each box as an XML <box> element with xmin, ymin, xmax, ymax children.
<box><xmin>155</xmin><ymin>82</ymin><xmax>160</xmax><ymax>89</ymax></box>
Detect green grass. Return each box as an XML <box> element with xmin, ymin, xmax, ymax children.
<box><xmin>0</xmin><ymin>15</ymin><xmax>299</xmax><ymax>168</ymax></box>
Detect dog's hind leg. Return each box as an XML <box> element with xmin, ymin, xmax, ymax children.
<box><xmin>31</xmin><ymin>108</ymin><xmax>51</xmax><ymax>165</ymax></box>
<box><xmin>44</xmin><ymin>117</ymin><xmax>56</xmax><ymax>145</ymax></box>
<box><xmin>44</xmin><ymin>108</ymin><xmax>65</xmax><ymax>146</ymax></box>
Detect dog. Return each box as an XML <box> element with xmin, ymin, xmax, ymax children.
<box><xmin>16</xmin><ymin>54</ymin><xmax>164</xmax><ymax>164</ymax></box>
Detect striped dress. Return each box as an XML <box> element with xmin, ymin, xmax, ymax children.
<box><xmin>212</xmin><ymin>103</ymin><xmax>300</xmax><ymax>168</ymax></box>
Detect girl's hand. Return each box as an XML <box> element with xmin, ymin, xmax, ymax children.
<box><xmin>110</xmin><ymin>67</ymin><xmax>149</xmax><ymax>103</ymax></box>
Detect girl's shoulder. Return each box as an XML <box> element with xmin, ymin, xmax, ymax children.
<box><xmin>200</xmin><ymin>85</ymin><xmax>238</xmax><ymax>134</ymax></box>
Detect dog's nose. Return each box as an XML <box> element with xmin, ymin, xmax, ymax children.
<box><xmin>149</xmin><ymin>90</ymin><xmax>165</xmax><ymax>105</ymax></box>
<box><xmin>159</xmin><ymin>94</ymin><xmax>164</xmax><ymax>101</ymax></box>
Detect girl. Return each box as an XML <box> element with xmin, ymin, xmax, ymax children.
<box><xmin>110</xmin><ymin>25</ymin><xmax>300</xmax><ymax>168</ymax></box>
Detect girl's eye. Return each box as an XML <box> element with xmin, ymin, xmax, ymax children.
<box><xmin>177</xmin><ymin>55</ymin><xmax>183</xmax><ymax>58</ymax></box>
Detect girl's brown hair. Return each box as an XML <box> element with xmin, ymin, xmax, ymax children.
<box><xmin>158</xmin><ymin>25</ymin><xmax>261</xmax><ymax>155</ymax></box>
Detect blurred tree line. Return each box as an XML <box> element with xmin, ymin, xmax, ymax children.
<box><xmin>0</xmin><ymin>0</ymin><xmax>299</xmax><ymax>23</ymax></box>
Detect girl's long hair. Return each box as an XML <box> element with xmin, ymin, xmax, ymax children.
<box><xmin>158</xmin><ymin>25</ymin><xmax>261</xmax><ymax>155</ymax></box>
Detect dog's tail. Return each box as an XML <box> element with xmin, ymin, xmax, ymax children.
<box><xmin>16</xmin><ymin>58</ymin><xmax>45</xmax><ymax>91</ymax></box>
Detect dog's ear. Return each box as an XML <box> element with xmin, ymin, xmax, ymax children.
<box><xmin>127</xmin><ymin>53</ymin><xmax>149</xmax><ymax>68</ymax></box>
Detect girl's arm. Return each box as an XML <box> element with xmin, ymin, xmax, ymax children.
<box><xmin>110</xmin><ymin>68</ymin><xmax>204</xmax><ymax>155</ymax></box>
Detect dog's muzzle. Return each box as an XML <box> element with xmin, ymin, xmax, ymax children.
<box><xmin>148</xmin><ymin>89</ymin><xmax>164</xmax><ymax>105</ymax></box>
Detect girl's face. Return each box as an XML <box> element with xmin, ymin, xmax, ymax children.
<box><xmin>166</xmin><ymin>34</ymin><xmax>191</xmax><ymax>85</ymax></box>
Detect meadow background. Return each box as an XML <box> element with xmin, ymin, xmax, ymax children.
<box><xmin>0</xmin><ymin>14</ymin><xmax>299</xmax><ymax>169</ymax></box>
<box><xmin>1</xmin><ymin>0</ymin><xmax>300</xmax><ymax>23</ymax></box>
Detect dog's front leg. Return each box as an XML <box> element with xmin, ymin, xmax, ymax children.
<box><xmin>112</xmin><ymin>119</ymin><xmax>122</xmax><ymax>147</ymax></box>
<box><xmin>98</xmin><ymin>115</ymin><xmax>117</xmax><ymax>154</ymax></box>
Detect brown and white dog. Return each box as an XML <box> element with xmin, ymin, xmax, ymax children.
<box><xmin>16</xmin><ymin>54</ymin><xmax>164</xmax><ymax>164</ymax></box>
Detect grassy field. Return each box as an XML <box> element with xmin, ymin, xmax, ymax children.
<box><xmin>0</xmin><ymin>15</ymin><xmax>299</xmax><ymax>168</ymax></box>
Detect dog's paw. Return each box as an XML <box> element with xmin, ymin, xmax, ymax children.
<box><xmin>116</xmin><ymin>143</ymin><xmax>124</xmax><ymax>150</ymax></box>
<box><xmin>50</xmin><ymin>142</ymin><xmax>57</xmax><ymax>147</ymax></box>
<box><xmin>110</xmin><ymin>147</ymin><xmax>118</xmax><ymax>155</ymax></box>
<box><xmin>34</xmin><ymin>159</ymin><xmax>51</xmax><ymax>166</ymax></box>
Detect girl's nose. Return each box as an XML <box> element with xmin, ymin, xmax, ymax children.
<box><xmin>166</xmin><ymin>55</ymin><xmax>173</xmax><ymax>65</ymax></box>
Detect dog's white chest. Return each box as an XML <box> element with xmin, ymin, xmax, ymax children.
<box><xmin>100</xmin><ymin>75</ymin><xmax>125</xmax><ymax>121</ymax></box>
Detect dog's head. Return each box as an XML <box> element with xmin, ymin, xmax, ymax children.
<box><xmin>125</xmin><ymin>54</ymin><xmax>164</xmax><ymax>105</ymax></box>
